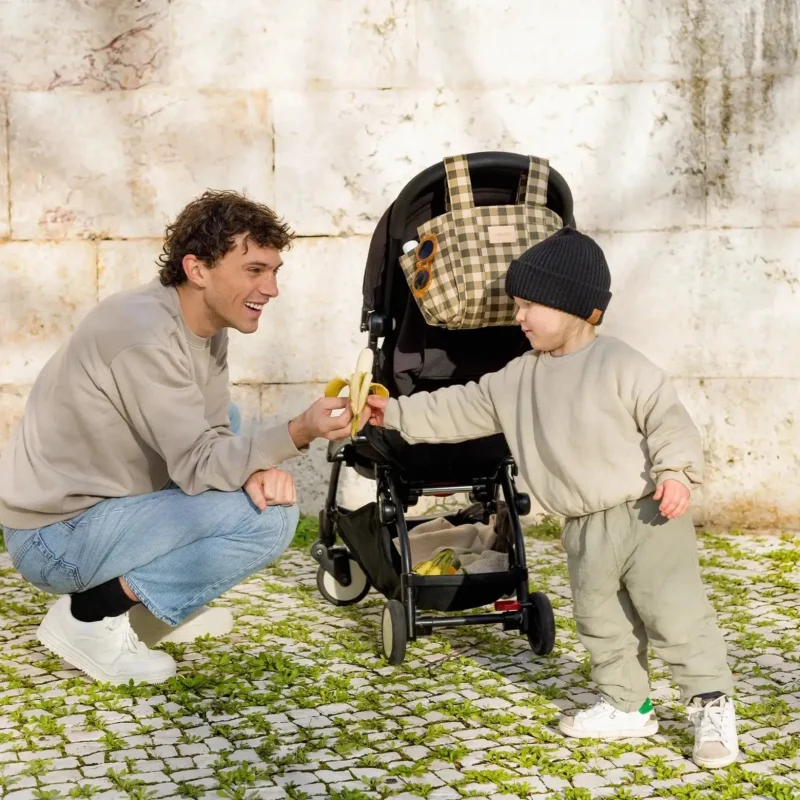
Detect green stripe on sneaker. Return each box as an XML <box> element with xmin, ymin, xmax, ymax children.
<box><xmin>639</xmin><ymin>698</ymin><xmax>653</xmax><ymax>714</ymax></box>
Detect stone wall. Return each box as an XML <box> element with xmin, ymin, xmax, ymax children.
<box><xmin>0</xmin><ymin>0</ymin><xmax>798</xmax><ymax>528</ymax></box>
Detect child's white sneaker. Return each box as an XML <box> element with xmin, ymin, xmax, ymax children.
<box><xmin>559</xmin><ymin>698</ymin><xmax>659</xmax><ymax>739</ymax></box>
<box><xmin>689</xmin><ymin>694</ymin><xmax>739</xmax><ymax>769</ymax></box>
<box><xmin>37</xmin><ymin>595</ymin><xmax>176</xmax><ymax>685</ymax></box>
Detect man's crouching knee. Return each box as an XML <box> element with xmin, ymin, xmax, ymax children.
<box><xmin>226</xmin><ymin>492</ymin><xmax>300</xmax><ymax>574</ymax></box>
<box><xmin>253</xmin><ymin>502</ymin><xmax>300</xmax><ymax>565</ymax></box>
<box><xmin>277</xmin><ymin>502</ymin><xmax>300</xmax><ymax>548</ymax></box>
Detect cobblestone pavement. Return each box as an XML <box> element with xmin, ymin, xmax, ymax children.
<box><xmin>1</xmin><ymin>522</ymin><xmax>799</xmax><ymax>800</ymax></box>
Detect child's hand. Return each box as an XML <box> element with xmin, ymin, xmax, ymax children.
<box><xmin>653</xmin><ymin>479</ymin><xmax>691</xmax><ymax>519</ymax></box>
<box><xmin>362</xmin><ymin>395</ymin><xmax>388</xmax><ymax>429</ymax></box>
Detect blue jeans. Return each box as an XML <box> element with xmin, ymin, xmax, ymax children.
<box><xmin>2</xmin><ymin>404</ymin><xmax>299</xmax><ymax>625</ymax></box>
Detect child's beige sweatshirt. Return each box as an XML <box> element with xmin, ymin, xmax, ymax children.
<box><xmin>383</xmin><ymin>336</ymin><xmax>703</xmax><ymax>519</ymax></box>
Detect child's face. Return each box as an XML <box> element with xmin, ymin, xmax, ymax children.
<box><xmin>514</xmin><ymin>299</ymin><xmax>580</xmax><ymax>352</ymax></box>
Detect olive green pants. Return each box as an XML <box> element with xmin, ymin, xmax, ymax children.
<box><xmin>561</xmin><ymin>495</ymin><xmax>733</xmax><ymax>713</ymax></box>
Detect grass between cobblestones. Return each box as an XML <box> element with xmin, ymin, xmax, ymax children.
<box><xmin>0</xmin><ymin>515</ymin><xmax>798</xmax><ymax>800</ymax></box>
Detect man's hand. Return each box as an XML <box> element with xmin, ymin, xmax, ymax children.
<box><xmin>245</xmin><ymin>468</ymin><xmax>296</xmax><ymax>511</ymax></box>
<box><xmin>362</xmin><ymin>395</ymin><xmax>388</xmax><ymax>428</ymax></box>
<box><xmin>288</xmin><ymin>397</ymin><xmax>354</xmax><ymax>449</ymax></box>
<box><xmin>653</xmin><ymin>479</ymin><xmax>691</xmax><ymax>520</ymax></box>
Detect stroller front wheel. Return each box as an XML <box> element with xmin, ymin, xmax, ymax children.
<box><xmin>525</xmin><ymin>591</ymin><xmax>556</xmax><ymax>656</ymax></box>
<box><xmin>381</xmin><ymin>600</ymin><xmax>407</xmax><ymax>665</ymax></box>
<box><xmin>316</xmin><ymin>559</ymin><xmax>370</xmax><ymax>606</ymax></box>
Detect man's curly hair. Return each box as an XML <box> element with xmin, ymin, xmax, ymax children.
<box><xmin>158</xmin><ymin>190</ymin><xmax>295</xmax><ymax>286</ymax></box>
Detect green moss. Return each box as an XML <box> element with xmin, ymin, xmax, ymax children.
<box><xmin>525</xmin><ymin>515</ymin><xmax>562</xmax><ymax>541</ymax></box>
<box><xmin>290</xmin><ymin>513</ymin><xmax>321</xmax><ymax>550</ymax></box>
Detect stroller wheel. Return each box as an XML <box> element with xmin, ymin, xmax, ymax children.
<box><xmin>381</xmin><ymin>600</ymin><xmax>407</xmax><ymax>665</ymax></box>
<box><xmin>316</xmin><ymin>559</ymin><xmax>370</xmax><ymax>606</ymax></box>
<box><xmin>525</xmin><ymin>592</ymin><xmax>556</xmax><ymax>656</ymax></box>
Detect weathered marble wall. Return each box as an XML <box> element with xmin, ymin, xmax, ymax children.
<box><xmin>0</xmin><ymin>0</ymin><xmax>798</xmax><ymax>528</ymax></box>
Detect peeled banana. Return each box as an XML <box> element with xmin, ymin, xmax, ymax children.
<box><xmin>413</xmin><ymin>549</ymin><xmax>462</xmax><ymax>576</ymax></box>
<box><xmin>324</xmin><ymin>348</ymin><xmax>389</xmax><ymax>437</ymax></box>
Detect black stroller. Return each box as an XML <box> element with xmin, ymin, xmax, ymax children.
<box><xmin>311</xmin><ymin>151</ymin><xmax>575</xmax><ymax>665</ymax></box>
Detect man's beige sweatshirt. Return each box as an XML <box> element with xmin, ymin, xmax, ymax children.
<box><xmin>0</xmin><ymin>279</ymin><xmax>303</xmax><ymax>530</ymax></box>
<box><xmin>383</xmin><ymin>336</ymin><xmax>704</xmax><ymax>519</ymax></box>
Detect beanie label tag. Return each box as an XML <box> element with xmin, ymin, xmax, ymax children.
<box><xmin>587</xmin><ymin>309</ymin><xmax>602</xmax><ymax>325</ymax></box>
<box><xmin>487</xmin><ymin>225</ymin><xmax>517</xmax><ymax>244</ymax></box>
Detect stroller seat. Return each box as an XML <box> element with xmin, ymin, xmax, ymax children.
<box><xmin>341</xmin><ymin>427</ymin><xmax>511</xmax><ymax>486</ymax></box>
<box><xmin>311</xmin><ymin>151</ymin><xmax>575</xmax><ymax>665</ymax></box>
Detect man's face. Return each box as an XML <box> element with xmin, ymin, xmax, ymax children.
<box><xmin>201</xmin><ymin>234</ymin><xmax>283</xmax><ymax>334</ymax></box>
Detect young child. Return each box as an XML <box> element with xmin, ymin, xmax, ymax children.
<box><xmin>365</xmin><ymin>227</ymin><xmax>738</xmax><ymax>769</ymax></box>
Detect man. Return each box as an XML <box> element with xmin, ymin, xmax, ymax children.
<box><xmin>0</xmin><ymin>191</ymin><xmax>353</xmax><ymax>685</ymax></box>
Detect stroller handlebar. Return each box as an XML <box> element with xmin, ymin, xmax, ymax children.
<box><xmin>388</xmin><ymin>151</ymin><xmax>574</xmax><ymax>240</ymax></box>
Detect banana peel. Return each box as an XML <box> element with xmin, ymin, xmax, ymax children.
<box><xmin>324</xmin><ymin>348</ymin><xmax>389</xmax><ymax>437</ymax></box>
<box><xmin>413</xmin><ymin>548</ymin><xmax>462</xmax><ymax>576</ymax></box>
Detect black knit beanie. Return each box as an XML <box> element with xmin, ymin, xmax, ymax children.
<box><xmin>505</xmin><ymin>227</ymin><xmax>612</xmax><ymax>325</ymax></box>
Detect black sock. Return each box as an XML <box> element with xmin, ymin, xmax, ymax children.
<box><xmin>690</xmin><ymin>691</ymin><xmax>726</xmax><ymax>705</ymax></box>
<box><xmin>70</xmin><ymin>579</ymin><xmax>139</xmax><ymax>623</ymax></box>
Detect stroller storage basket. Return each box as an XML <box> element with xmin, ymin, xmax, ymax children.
<box><xmin>334</xmin><ymin>500</ymin><xmax>523</xmax><ymax>613</ymax></box>
<box><xmin>409</xmin><ymin>570</ymin><xmax>526</xmax><ymax>613</ymax></box>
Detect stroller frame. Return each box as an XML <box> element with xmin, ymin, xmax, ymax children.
<box><xmin>311</xmin><ymin>152</ymin><xmax>574</xmax><ymax>664</ymax></box>
<box><xmin>315</xmin><ymin>447</ymin><xmax>554</xmax><ymax>663</ymax></box>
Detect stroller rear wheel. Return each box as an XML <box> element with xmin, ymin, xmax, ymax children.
<box><xmin>525</xmin><ymin>591</ymin><xmax>556</xmax><ymax>655</ymax></box>
<box><xmin>316</xmin><ymin>558</ymin><xmax>370</xmax><ymax>606</ymax></box>
<box><xmin>381</xmin><ymin>600</ymin><xmax>407</xmax><ymax>665</ymax></box>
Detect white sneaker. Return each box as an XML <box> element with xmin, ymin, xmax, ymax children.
<box><xmin>559</xmin><ymin>698</ymin><xmax>659</xmax><ymax>739</ymax></box>
<box><xmin>37</xmin><ymin>596</ymin><xmax>176</xmax><ymax>685</ymax></box>
<box><xmin>128</xmin><ymin>604</ymin><xmax>234</xmax><ymax>647</ymax></box>
<box><xmin>689</xmin><ymin>694</ymin><xmax>739</xmax><ymax>769</ymax></box>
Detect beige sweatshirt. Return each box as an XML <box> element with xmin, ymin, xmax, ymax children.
<box><xmin>383</xmin><ymin>336</ymin><xmax>703</xmax><ymax>519</ymax></box>
<box><xmin>0</xmin><ymin>279</ymin><xmax>303</xmax><ymax>530</ymax></box>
